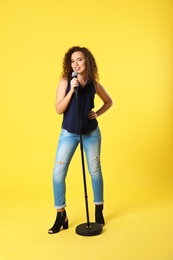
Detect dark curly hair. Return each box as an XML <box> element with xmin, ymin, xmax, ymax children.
<box><xmin>61</xmin><ymin>46</ymin><xmax>99</xmax><ymax>81</ymax></box>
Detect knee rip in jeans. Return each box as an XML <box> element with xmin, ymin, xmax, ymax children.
<box><xmin>56</xmin><ymin>161</ymin><xmax>63</xmax><ymax>165</ymax></box>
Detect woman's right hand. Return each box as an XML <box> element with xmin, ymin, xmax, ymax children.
<box><xmin>70</xmin><ymin>77</ymin><xmax>79</xmax><ymax>93</ymax></box>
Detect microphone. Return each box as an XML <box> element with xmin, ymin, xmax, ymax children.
<box><xmin>72</xmin><ymin>71</ymin><xmax>78</xmax><ymax>99</ymax></box>
<box><xmin>72</xmin><ymin>71</ymin><xmax>78</xmax><ymax>78</ymax></box>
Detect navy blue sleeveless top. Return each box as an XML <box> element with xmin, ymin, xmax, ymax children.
<box><xmin>62</xmin><ymin>80</ymin><xmax>98</xmax><ymax>134</ymax></box>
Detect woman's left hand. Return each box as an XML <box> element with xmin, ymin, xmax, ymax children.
<box><xmin>88</xmin><ymin>110</ymin><xmax>98</xmax><ymax>120</ymax></box>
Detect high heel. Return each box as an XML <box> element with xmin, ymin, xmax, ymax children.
<box><xmin>48</xmin><ymin>210</ymin><xmax>68</xmax><ymax>234</ymax></box>
<box><xmin>95</xmin><ymin>204</ymin><xmax>105</xmax><ymax>226</ymax></box>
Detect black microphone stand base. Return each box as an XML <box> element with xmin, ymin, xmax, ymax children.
<box><xmin>75</xmin><ymin>222</ymin><xmax>102</xmax><ymax>236</ymax></box>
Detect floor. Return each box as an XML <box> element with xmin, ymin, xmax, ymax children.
<box><xmin>1</xmin><ymin>186</ymin><xmax>173</xmax><ymax>260</ymax></box>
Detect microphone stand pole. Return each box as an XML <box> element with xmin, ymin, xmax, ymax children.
<box><xmin>74</xmin><ymin>88</ymin><xmax>102</xmax><ymax>236</ymax></box>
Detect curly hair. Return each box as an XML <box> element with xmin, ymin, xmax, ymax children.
<box><xmin>61</xmin><ymin>46</ymin><xmax>99</xmax><ymax>81</ymax></box>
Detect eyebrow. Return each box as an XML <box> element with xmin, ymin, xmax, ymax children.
<box><xmin>71</xmin><ymin>56</ymin><xmax>82</xmax><ymax>61</ymax></box>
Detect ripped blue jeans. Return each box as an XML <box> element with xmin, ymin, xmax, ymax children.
<box><xmin>52</xmin><ymin>126</ymin><xmax>104</xmax><ymax>209</ymax></box>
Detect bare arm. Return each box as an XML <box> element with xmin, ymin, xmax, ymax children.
<box><xmin>55</xmin><ymin>78</ymin><xmax>78</xmax><ymax>114</ymax></box>
<box><xmin>88</xmin><ymin>82</ymin><xmax>113</xmax><ymax>119</ymax></box>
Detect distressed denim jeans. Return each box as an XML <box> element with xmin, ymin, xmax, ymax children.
<box><xmin>52</xmin><ymin>126</ymin><xmax>104</xmax><ymax>209</ymax></box>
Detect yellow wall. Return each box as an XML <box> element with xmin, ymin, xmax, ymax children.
<box><xmin>0</xmin><ymin>0</ymin><xmax>172</xmax><ymax>207</ymax></box>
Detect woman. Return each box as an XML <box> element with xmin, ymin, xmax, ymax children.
<box><xmin>48</xmin><ymin>46</ymin><xmax>113</xmax><ymax>234</ymax></box>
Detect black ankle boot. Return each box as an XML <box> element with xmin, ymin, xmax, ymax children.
<box><xmin>48</xmin><ymin>210</ymin><xmax>68</xmax><ymax>234</ymax></box>
<box><xmin>95</xmin><ymin>204</ymin><xmax>105</xmax><ymax>226</ymax></box>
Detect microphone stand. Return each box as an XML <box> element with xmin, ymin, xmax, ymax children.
<box><xmin>74</xmin><ymin>87</ymin><xmax>102</xmax><ymax>236</ymax></box>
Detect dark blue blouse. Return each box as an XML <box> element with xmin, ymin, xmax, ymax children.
<box><xmin>62</xmin><ymin>80</ymin><xmax>98</xmax><ymax>134</ymax></box>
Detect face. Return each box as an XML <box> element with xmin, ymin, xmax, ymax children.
<box><xmin>71</xmin><ymin>51</ymin><xmax>87</xmax><ymax>74</ymax></box>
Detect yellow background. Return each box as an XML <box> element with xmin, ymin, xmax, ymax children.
<box><xmin>0</xmin><ymin>0</ymin><xmax>173</xmax><ymax>259</ymax></box>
